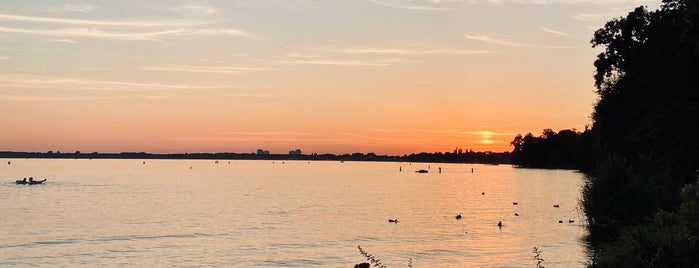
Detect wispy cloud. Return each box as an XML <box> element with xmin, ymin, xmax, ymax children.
<box><xmin>370</xmin><ymin>0</ymin><xmax>655</xmax><ymax>9</ymax></box>
<box><xmin>465</xmin><ymin>0</ymin><xmax>653</xmax><ymax>5</ymax></box>
<box><xmin>342</xmin><ymin>47</ymin><xmax>497</xmax><ymax>55</ymax></box>
<box><xmin>47</xmin><ymin>38</ymin><xmax>77</xmax><ymax>43</ymax></box>
<box><xmin>62</xmin><ymin>3</ymin><xmax>98</xmax><ymax>13</ymax></box>
<box><xmin>0</xmin><ymin>26</ymin><xmax>252</xmax><ymax>41</ymax></box>
<box><xmin>168</xmin><ymin>5</ymin><xmax>218</xmax><ymax>15</ymax></box>
<box><xmin>573</xmin><ymin>11</ymin><xmax>627</xmax><ymax>22</ymax></box>
<box><xmin>142</xmin><ymin>64</ymin><xmax>274</xmax><ymax>74</ymax></box>
<box><xmin>220</xmin><ymin>131</ymin><xmax>314</xmax><ymax>136</ymax></box>
<box><xmin>464</xmin><ymin>34</ymin><xmax>528</xmax><ymax>47</ymax></box>
<box><xmin>0</xmin><ymin>13</ymin><xmax>253</xmax><ymax>40</ymax></box>
<box><xmin>0</xmin><ymin>94</ymin><xmax>104</xmax><ymax>102</ymax></box>
<box><xmin>329</xmin><ymin>131</ymin><xmax>381</xmax><ymax>139</ymax></box>
<box><xmin>0</xmin><ymin>14</ymin><xmax>201</xmax><ymax>27</ymax></box>
<box><xmin>223</xmin><ymin>93</ymin><xmax>286</xmax><ymax>98</ymax></box>
<box><xmin>369</xmin><ymin>0</ymin><xmax>453</xmax><ymax>11</ymax></box>
<box><xmin>0</xmin><ymin>74</ymin><xmax>236</xmax><ymax>92</ymax></box>
<box><xmin>539</xmin><ymin>27</ymin><xmax>568</xmax><ymax>36</ymax></box>
<box><xmin>281</xmin><ymin>58</ymin><xmax>397</xmax><ymax>67</ymax></box>
<box><xmin>465</xmin><ymin>34</ymin><xmax>572</xmax><ymax>48</ymax></box>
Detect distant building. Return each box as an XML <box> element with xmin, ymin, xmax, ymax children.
<box><xmin>256</xmin><ymin>149</ymin><xmax>270</xmax><ymax>155</ymax></box>
<box><xmin>288</xmin><ymin>149</ymin><xmax>302</xmax><ymax>155</ymax></box>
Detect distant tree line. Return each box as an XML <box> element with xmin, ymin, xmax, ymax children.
<box><xmin>0</xmin><ymin>150</ymin><xmax>510</xmax><ymax>164</ymax></box>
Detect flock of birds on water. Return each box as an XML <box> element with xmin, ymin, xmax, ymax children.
<box><xmin>388</xmin><ymin>193</ymin><xmax>577</xmax><ymax>228</ymax></box>
<box><xmin>9</xmin><ymin>160</ymin><xmax>580</xmax><ymax>227</ymax></box>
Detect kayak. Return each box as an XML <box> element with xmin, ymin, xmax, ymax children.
<box><xmin>15</xmin><ymin>179</ymin><xmax>46</xmax><ymax>185</ymax></box>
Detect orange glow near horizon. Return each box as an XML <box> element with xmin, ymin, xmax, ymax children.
<box><xmin>0</xmin><ymin>1</ymin><xmax>623</xmax><ymax>155</ymax></box>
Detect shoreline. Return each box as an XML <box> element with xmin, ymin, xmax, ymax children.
<box><xmin>0</xmin><ymin>150</ymin><xmax>512</xmax><ymax>165</ymax></box>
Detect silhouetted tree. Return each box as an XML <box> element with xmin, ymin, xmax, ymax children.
<box><xmin>582</xmin><ymin>0</ymin><xmax>699</xmax><ymax>266</ymax></box>
<box><xmin>510</xmin><ymin>128</ymin><xmax>593</xmax><ymax>170</ymax></box>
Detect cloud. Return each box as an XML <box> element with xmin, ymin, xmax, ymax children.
<box><xmin>0</xmin><ymin>74</ymin><xmax>236</xmax><ymax>92</ymax></box>
<box><xmin>573</xmin><ymin>12</ymin><xmax>627</xmax><ymax>22</ymax></box>
<box><xmin>0</xmin><ymin>74</ymin><xmax>246</xmax><ymax>102</ymax></box>
<box><xmin>47</xmin><ymin>38</ymin><xmax>77</xmax><ymax>43</ymax></box>
<box><xmin>63</xmin><ymin>3</ymin><xmax>98</xmax><ymax>13</ymax></box>
<box><xmin>465</xmin><ymin>0</ymin><xmax>653</xmax><ymax>4</ymax></box>
<box><xmin>0</xmin><ymin>14</ymin><xmax>201</xmax><ymax>27</ymax></box>
<box><xmin>280</xmin><ymin>58</ymin><xmax>397</xmax><ymax>67</ymax></box>
<box><xmin>0</xmin><ymin>94</ymin><xmax>103</xmax><ymax>102</ymax></box>
<box><xmin>224</xmin><ymin>93</ymin><xmax>285</xmax><ymax>98</ymax></box>
<box><xmin>168</xmin><ymin>5</ymin><xmax>218</xmax><ymax>15</ymax></box>
<box><xmin>0</xmin><ymin>26</ymin><xmax>252</xmax><ymax>41</ymax></box>
<box><xmin>464</xmin><ymin>34</ymin><xmax>572</xmax><ymax>48</ymax></box>
<box><xmin>142</xmin><ymin>64</ymin><xmax>274</xmax><ymax>74</ymax></box>
<box><xmin>369</xmin><ymin>0</ymin><xmax>655</xmax><ymax>9</ymax></box>
<box><xmin>369</xmin><ymin>0</ymin><xmax>453</xmax><ymax>11</ymax></box>
<box><xmin>329</xmin><ymin>131</ymin><xmax>381</xmax><ymax>139</ymax></box>
<box><xmin>464</xmin><ymin>34</ymin><xmax>528</xmax><ymax>47</ymax></box>
<box><xmin>539</xmin><ymin>27</ymin><xmax>568</xmax><ymax>36</ymax></box>
<box><xmin>220</xmin><ymin>131</ymin><xmax>314</xmax><ymax>136</ymax></box>
<box><xmin>342</xmin><ymin>47</ymin><xmax>497</xmax><ymax>55</ymax></box>
<box><xmin>0</xmin><ymin>13</ymin><xmax>253</xmax><ymax>40</ymax></box>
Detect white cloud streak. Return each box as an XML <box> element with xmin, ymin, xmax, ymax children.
<box><xmin>464</xmin><ymin>34</ymin><xmax>572</xmax><ymax>48</ymax></box>
<box><xmin>539</xmin><ymin>27</ymin><xmax>569</xmax><ymax>36</ymax></box>
<box><xmin>343</xmin><ymin>47</ymin><xmax>497</xmax><ymax>55</ymax></box>
<box><xmin>0</xmin><ymin>14</ymin><xmax>201</xmax><ymax>27</ymax></box>
<box><xmin>47</xmin><ymin>38</ymin><xmax>78</xmax><ymax>43</ymax></box>
<box><xmin>0</xmin><ymin>74</ymin><xmax>237</xmax><ymax>92</ymax></box>
<box><xmin>369</xmin><ymin>0</ymin><xmax>453</xmax><ymax>11</ymax></box>
<box><xmin>168</xmin><ymin>5</ymin><xmax>218</xmax><ymax>15</ymax></box>
<box><xmin>0</xmin><ymin>26</ymin><xmax>252</xmax><ymax>41</ymax></box>
<box><xmin>281</xmin><ymin>59</ymin><xmax>396</xmax><ymax>67</ymax></box>
<box><xmin>0</xmin><ymin>13</ymin><xmax>253</xmax><ymax>40</ymax></box>
<box><xmin>62</xmin><ymin>3</ymin><xmax>98</xmax><ymax>13</ymax></box>
<box><xmin>142</xmin><ymin>64</ymin><xmax>274</xmax><ymax>74</ymax></box>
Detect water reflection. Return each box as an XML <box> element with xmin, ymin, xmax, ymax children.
<box><xmin>1</xmin><ymin>159</ymin><xmax>586</xmax><ymax>267</ymax></box>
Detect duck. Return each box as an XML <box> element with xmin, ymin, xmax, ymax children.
<box><xmin>553</xmin><ymin>204</ymin><xmax>560</xmax><ymax>208</ymax></box>
<box><xmin>455</xmin><ymin>214</ymin><xmax>462</xmax><ymax>220</ymax></box>
<box><xmin>497</xmin><ymin>221</ymin><xmax>503</xmax><ymax>228</ymax></box>
<box><xmin>388</xmin><ymin>219</ymin><xmax>399</xmax><ymax>223</ymax></box>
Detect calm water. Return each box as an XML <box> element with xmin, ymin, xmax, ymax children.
<box><xmin>1</xmin><ymin>159</ymin><xmax>588</xmax><ymax>267</ymax></box>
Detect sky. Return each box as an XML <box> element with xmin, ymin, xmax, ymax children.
<box><xmin>0</xmin><ymin>0</ymin><xmax>660</xmax><ymax>155</ymax></box>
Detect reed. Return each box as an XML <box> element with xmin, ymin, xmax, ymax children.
<box><xmin>533</xmin><ymin>247</ymin><xmax>545</xmax><ymax>268</ymax></box>
<box><xmin>357</xmin><ymin>245</ymin><xmax>386</xmax><ymax>268</ymax></box>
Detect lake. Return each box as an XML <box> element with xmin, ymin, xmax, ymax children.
<box><xmin>0</xmin><ymin>159</ymin><xmax>588</xmax><ymax>267</ymax></box>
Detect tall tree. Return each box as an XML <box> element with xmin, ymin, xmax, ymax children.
<box><xmin>583</xmin><ymin>0</ymin><xmax>699</xmax><ymax>266</ymax></box>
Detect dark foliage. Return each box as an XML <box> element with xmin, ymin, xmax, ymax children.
<box><xmin>510</xmin><ymin>128</ymin><xmax>594</xmax><ymax>170</ymax></box>
<box><xmin>581</xmin><ymin>0</ymin><xmax>699</xmax><ymax>266</ymax></box>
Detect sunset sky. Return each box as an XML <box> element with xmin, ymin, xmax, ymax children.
<box><xmin>0</xmin><ymin>0</ymin><xmax>659</xmax><ymax>155</ymax></box>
